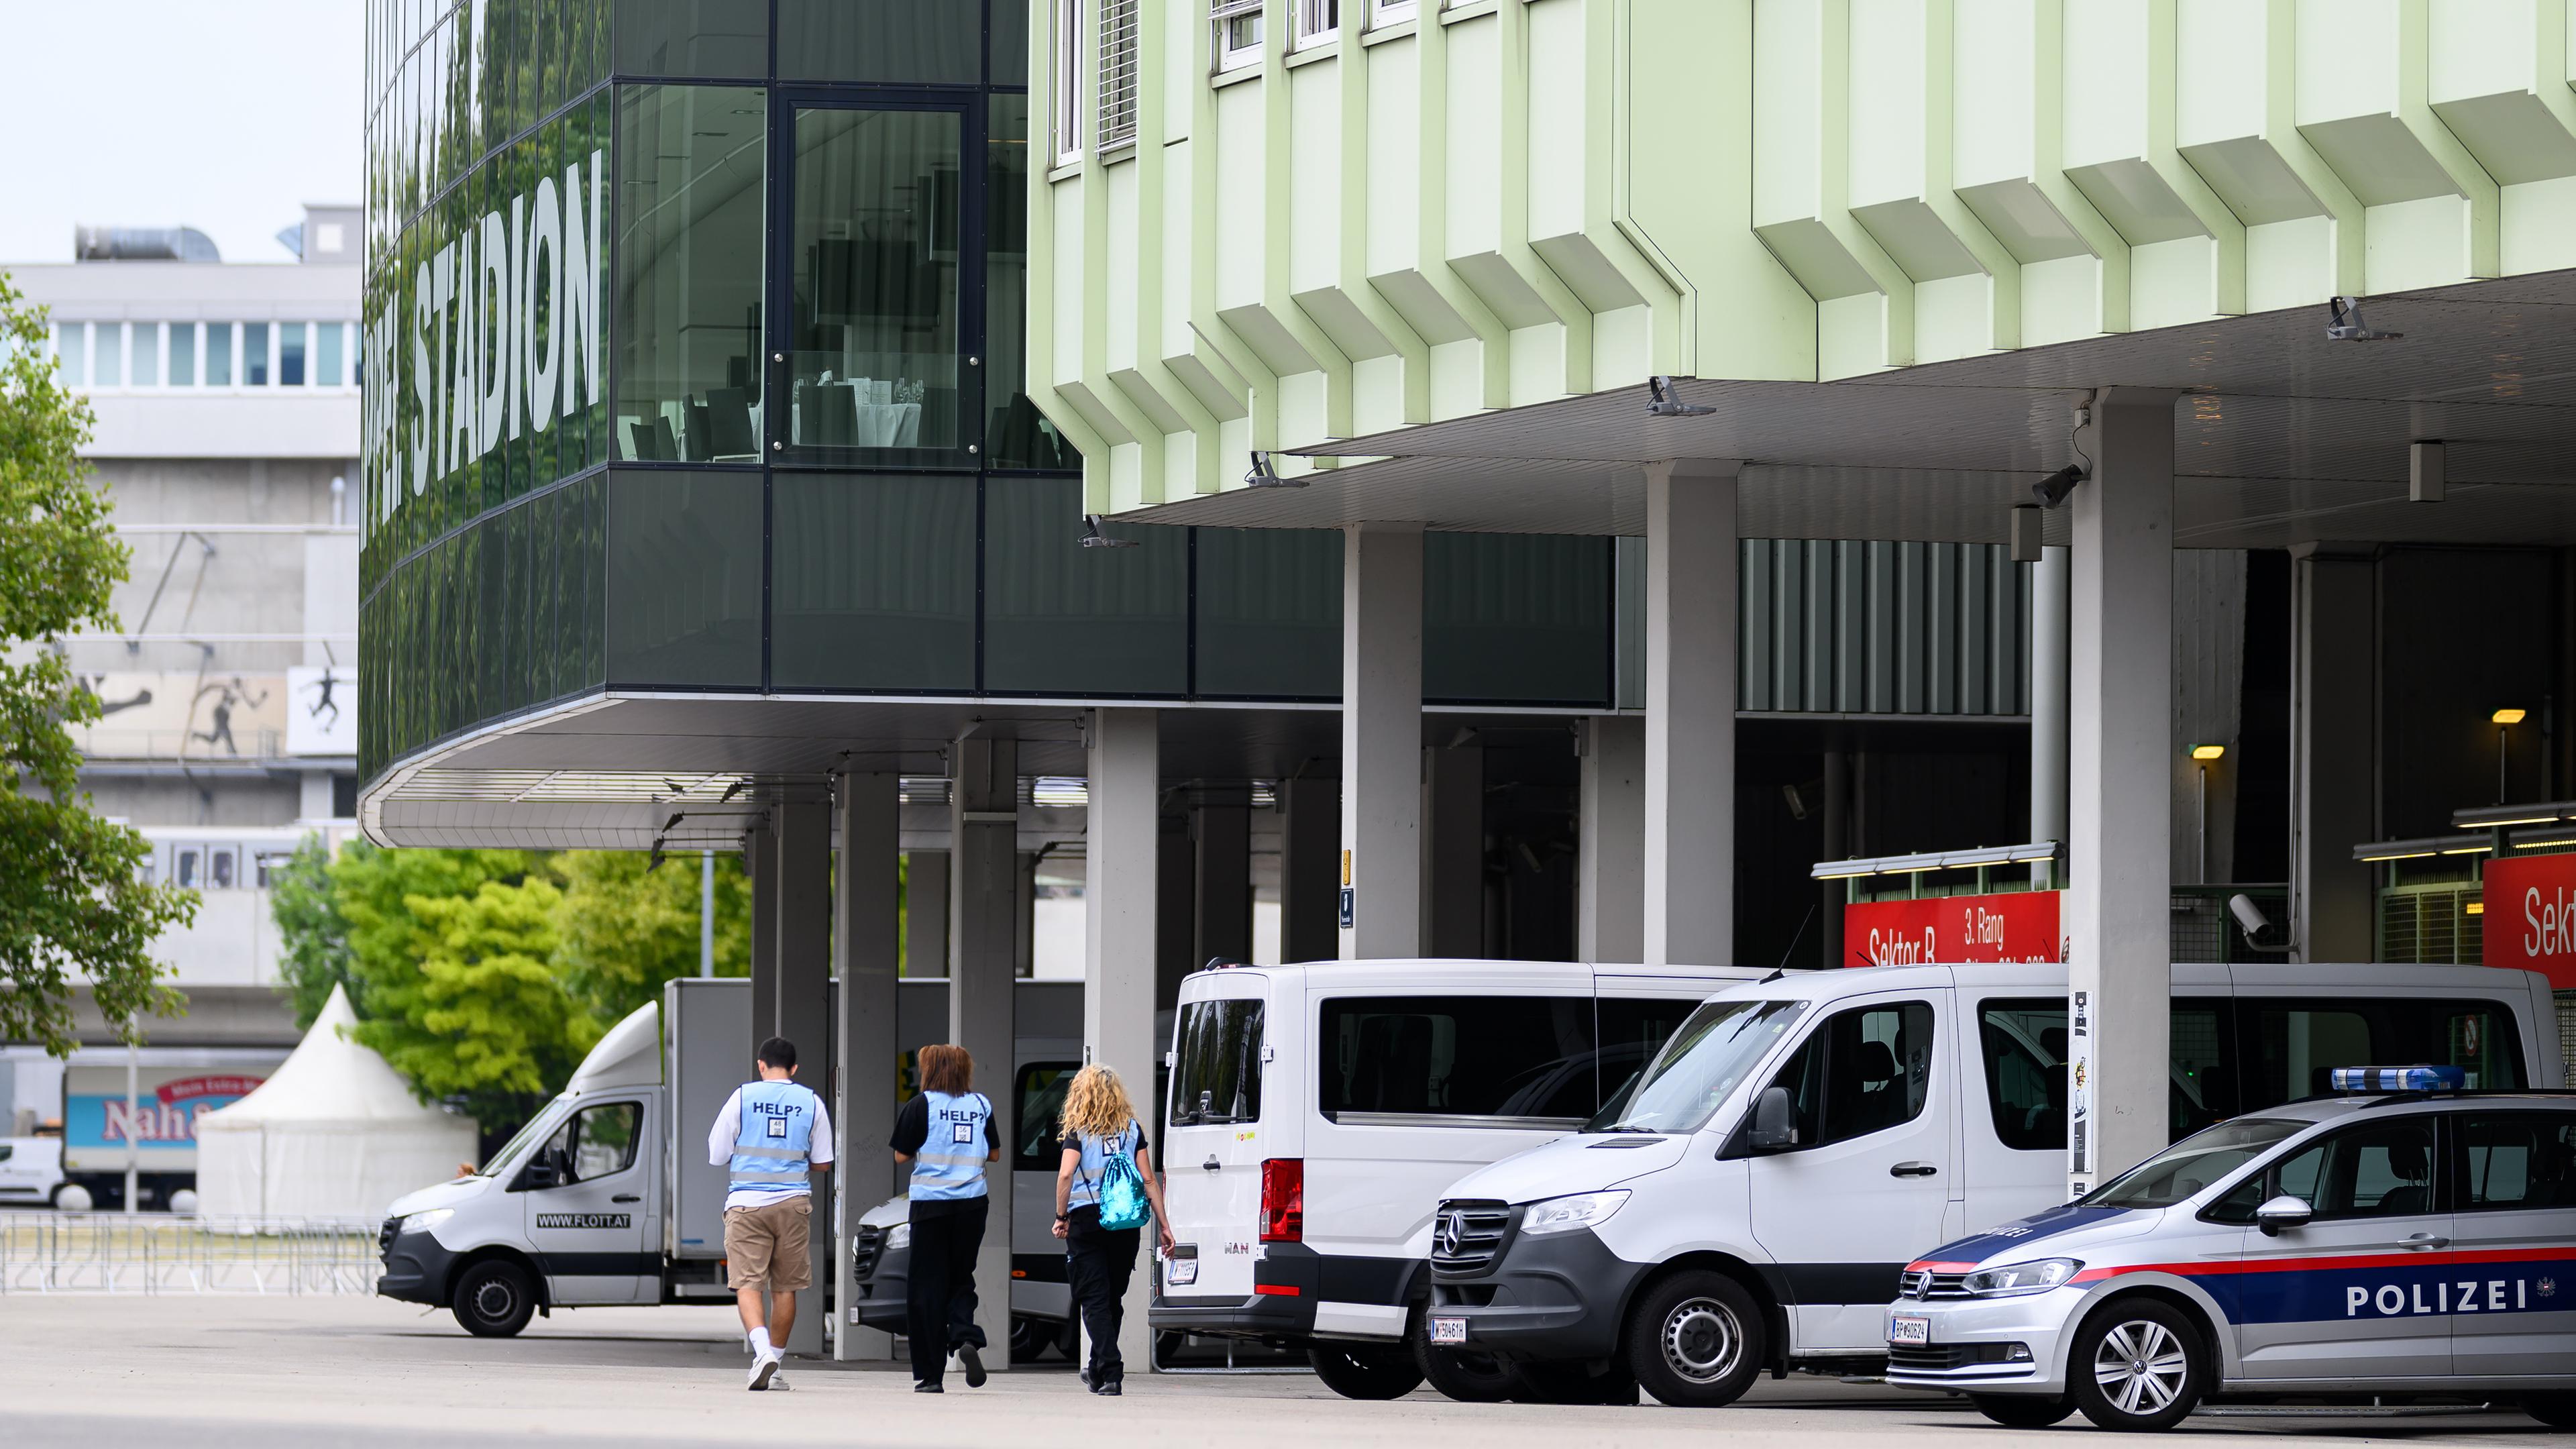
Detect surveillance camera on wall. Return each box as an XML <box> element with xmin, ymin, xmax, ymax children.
<box><xmin>2031</xmin><ymin>464</ymin><xmax>2085</xmax><ymax>509</ymax></box>
<box><xmin>2324</xmin><ymin>295</ymin><xmax>2402</xmax><ymax>341</ymax></box>
<box><xmin>1646</xmin><ymin>376</ymin><xmax>1715</xmax><ymax>417</ymax></box>
<box><xmin>2228</xmin><ymin>893</ymin><xmax>2271</xmax><ymax>941</ymax></box>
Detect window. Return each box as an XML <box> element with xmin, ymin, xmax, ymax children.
<box><xmin>1972</xmin><ymin>998</ymin><xmax>2237</xmax><ymax>1153</ymax></box>
<box><xmin>2455</xmin><ymin>1110</ymin><xmax>2576</xmax><ymax>1212</ymax></box>
<box><xmin>613</xmin><ymin>85</ymin><xmax>767</xmax><ymax>464</ymax></box>
<box><xmin>1316</xmin><ymin>995</ymin><xmax>1595</xmax><ymax>1124</ymax></box>
<box><xmin>54</xmin><ymin>323</ymin><xmax>85</xmax><ymax>385</ymax></box>
<box><xmin>131</xmin><ymin>323</ymin><xmax>160</xmax><ymax>387</ymax></box>
<box><xmin>1371</xmin><ymin>0</ymin><xmax>1417</xmax><ymax>25</ymax></box>
<box><xmin>1599</xmin><ymin>998</ymin><xmax>1809</xmax><ymax>1134</ymax></box>
<box><xmin>1764</xmin><ymin>1000</ymin><xmax>1935</xmax><ymax>1148</ymax></box>
<box><xmin>317</xmin><ymin>321</ymin><xmax>345</xmax><ymax>387</ymax></box>
<box><xmin>1212</xmin><ymin>0</ymin><xmax>1263</xmax><ymax>71</ymax></box>
<box><xmin>94</xmin><ymin>323</ymin><xmax>123</xmax><ymax>388</ymax></box>
<box><xmin>1097</xmin><ymin>0</ymin><xmax>1140</xmax><ymax>150</ymax></box>
<box><xmin>208</xmin><ymin>847</ymin><xmax>237</xmax><ymax>890</ymax></box>
<box><xmin>1052</xmin><ymin>0</ymin><xmax>1083</xmax><ymax>162</ymax></box>
<box><xmin>1170</xmin><ymin>998</ymin><xmax>1265</xmax><ymax>1125</ymax></box>
<box><xmin>1293</xmin><ymin>0</ymin><xmax>1338</xmax><ymax>48</ymax></box>
<box><xmin>169</xmin><ymin>322</ymin><xmax>197</xmax><ymax>386</ymax></box>
<box><xmin>2229</xmin><ymin>1118</ymin><xmax>2438</xmax><ymax>1221</ymax></box>
<box><xmin>1595</xmin><ymin>997</ymin><xmax>1707</xmax><ymax>1122</ymax></box>
<box><xmin>245</xmin><ymin>323</ymin><xmax>271</xmax><ymax>386</ymax></box>
<box><xmin>174</xmin><ymin>847</ymin><xmax>201</xmax><ymax>889</ymax></box>
<box><xmin>556</xmin><ymin>1101</ymin><xmax>642</xmax><ymax>1182</ymax></box>
<box><xmin>779</xmin><ymin>0</ymin><xmax>979</xmax><ymax>84</ymax></box>
<box><xmin>1014</xmin><ymin>1063</ymin><xmax>1080</xmax><ymax>1171</ymax></box>
<box><xmin>281</xmin><ymin>323</ymin><xmax>308</xmax><ymax>386</ymax></box>
<box><xmin>2098</xmin><ymin>1116</ymin><xmax>2307</xmax><ymax>1212</ymax></box>
<box><xmin>2238</xmin><ymin>998</ymin><xmax>2524</xmax><ymax>1103</ymax></box>
<box><xmin>205</xmin><ymin>322</ymin><xmax>235</xmax><ymax>386</ymax></box>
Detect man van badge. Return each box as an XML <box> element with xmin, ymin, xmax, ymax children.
<box><xmin>1437</xmin><ymin>1212</ymin><xmax>1464</xmax><ymax>1257</ymax></box>
<box><xmin>535</xmin><ymin>1214</ymin><xmax>630</xmax><ymax>1230</ymax></box>
<box><xmin>1224</xmin><ymin>1240</ymin><xmax>1252</xmax><ymax>1255</ymax></box>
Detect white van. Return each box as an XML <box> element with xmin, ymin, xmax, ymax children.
<box><xmin>1149</xmin><ymin>959</ymin><xmax>1762</xmax><ymax>1398</ymax></box>
<box><xmin>0</xmin><ymin>1136</ymin><xmax>68</xmax><ymax>1208</ymax></box>
<box><xmin>1423</xmin><ymin>962</ymin><xmax>2565</xmax><ymax>1407</ymax></box>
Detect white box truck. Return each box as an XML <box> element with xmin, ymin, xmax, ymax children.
<box><xmin>376</xmin><ymin>975</ymin><xmax>1082</xmax><ymax>1340</ymax></box>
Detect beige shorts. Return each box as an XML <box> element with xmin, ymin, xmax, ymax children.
<box><xmin>723</xmin><ymin>1197</ymin><xmax>813</xmax><ymax>1292</ymax></box>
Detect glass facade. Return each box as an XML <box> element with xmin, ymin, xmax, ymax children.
<box><xmin>359</xmin><ymin>0</ymin><xmax>1619</xmax><ymax>786</ymax></box>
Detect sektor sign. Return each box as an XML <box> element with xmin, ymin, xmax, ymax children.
<box><xmin>2479</xmin><ymin>853</ymin><xmax>2576</xmax><ymax>990</ymax></box>
<box><xmin>1842</xmin><ymin>890</ymin><xmax>2062</xmax><ymax>967</ymax></box>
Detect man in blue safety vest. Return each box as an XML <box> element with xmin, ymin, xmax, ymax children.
<box><xmin>706</xmin><ymin>1036</ymin><xmax>833</xmax><ymax>1391</ymax></box>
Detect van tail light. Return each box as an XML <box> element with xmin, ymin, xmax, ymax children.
<box><xmin>1259</xmin><ymin>1158</ymin><xmax>1303</xmax><ymax>1242</ymax></box>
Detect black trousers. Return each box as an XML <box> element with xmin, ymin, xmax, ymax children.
<box><xmin>906</xmin><ymin>1195</ymin><xmax>990</xmax><ymax>1384</ymax></box>
<box><xmin>1064</xmin><ymin>1206</ymin><xmax>1141</xmax><ymax>1383</ymax></box>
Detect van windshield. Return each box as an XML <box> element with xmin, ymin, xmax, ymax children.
<box><xmin>479</xmin><ymin>1095</ymin><xmax>571</xmax><ymax>1177</ymax></box>
<box><xmin>1589</xmin><ymin>999</ymin><xmax>1809</xmax><ymax>1134</ymax></box>
<box><xmin>1170</xmin><ymin>998</ymin><xmax>1265</xmax><ymax>1126</ymax></box>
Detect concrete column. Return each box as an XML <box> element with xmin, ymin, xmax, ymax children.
<box><xmin>1016</xmin><ymin>851</ymin><xmax>1038</xmax><ymax>979</ymax></box>
<box><xmin>2288</xmin><ymin>546</ymin><xmax>2377</xmax><ymax>961</ymax></box>
<box><xmin>1340</xmin><ymin>524</ymin><xmax>1424</xmax><ymax>959</ymax></box>
<box><xmin>2065</xmin><ymin>389</ymin><xmax>2177</xmax><ymax>1194</ymax></box>
<box><xmin>1156</xmin><ymin>812</ymin><xmax>1194</xmax><ymax>1000</ymax></box>
<box><xmin>747</xmin><ymin>824</ymin><xmax>778</xmax><ymax>1051</ymax></box>
<box><xmin>948</xmin><ymin>737</ymin><xmax>1018</xmax><ymax>1370</ymax></box>
<box><xmin>833</xmin><ymin>771</ymin><xmax>901</xmax><ymax>1362</ymax></box>
<box><xmin>1193</xmin><ymin>792</ymin><xmax>1252</xmax><ymax>969</ymax></box>
<box><xmin>1644</xmin><ymin>462</ymin><xmax>1739</xmax><ymax>967</ymax></box>
<box><xmin>771</xmin><ymin>796</ymin><xmax>831</xmax><ymax>1358</ymax></box>
<box><xmin>1819</xmin><ymin>747</ymin><xmax>1849</xmax><ymax>969</ymax></box>
<box><xmin>1424</xmin><ymin>740</ymin><xmax>1485</xmax><ymax>957</ymax></box>
<box><xmin>1084</xmin><ymin>708</ymin><xmax>1160</xmax><ymax>1371</ymax></box>
<box><xmin>2031</xmin><ymin>544</ymin><xmax>2071</xmax><ymax>884</ymax></box>
<box><xmin>1278</xmin><ymin>775</ymin><xmax>1341</xmax><ymax>964</ymax></box>
<box><xmin>904</xmin><ymin>851</ymin><xmax>949</xmax><ymax>978</ymax></box>
<box><xmin>1577</xmin><ymin>716</ymin><xmax>1645</xmax><ymax>964</ymax></box>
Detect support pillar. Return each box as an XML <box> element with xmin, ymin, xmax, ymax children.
<box><xmin>1577</xmin><ymin>716</ymin><xmax>1645</xmax><ymax>964</ymax></box>
<box><xmin>1819</xmin><ymin>747</ymin><xmax>1849</xmax><ymax>969</ymax></box>
<box><xmin>1424</xmin><ymin>740</ymin><xmax>1485</xmax><ymax>956</ymax></box>
<box><xmin>1156</xmin><ymin>812</ymin><xmax>1194</xmax><ymax>1000</ymax></box>
<box><xmin>1084</xmin><ymin>708</ymin><xmax>1160</xmax><ymax>1371</ymax></box>
<box><xmin>747</xmin><ymin>824</ymin><xmax>777</xmax><ymax>1038</ymax></box>
<box><xmin>2066</xmin><ymin>389</ymin><xmax>2178</xmax><ymax>1195</ymax></box>
<box><xmin>1644</xmin><ymin>462</ymin><xmax>1739</xmax><ymax>967</ymax></box>
<box><xmin>833</xmin><ymin>771</ymin><xmax>900</xmax><ymax>1362</ymax></box>
<box><xmin>904</xmin><ymin>850</ymin><xmax>949</xmax><ymax>978</ymax></box>
<box><xmin>2288</xmin><ymin>545</ymin><xmax>2377</xmax><ymax>962</ymax></box>
<box><xmin>771</xmin><ymin>796</ymin><xmax>831</xmax><ymax>1358</ymax></box>
<box><xmin>1340</xmin><ymin>524</ymin><xmax>1424</xmax><ymax>959</ymax></box>
<box><xmin>2031</xmin><ymin>544</ymin><xmax>2071</xmax><ymax>883</ymax></box>
<box><xmin>1279</xmin><ymin>774</ymin><xmax>1341</xmax><ymax>964</ymax></box>
<box><xmin>948</xmin><ymin>737</ymin><xmax>1017</xmax><ymax>1371</ymax></box>
<box><xmin>1193</xmin><ymin>792</ymin><xmax>1252</xmax><ymax>969</ymax></box>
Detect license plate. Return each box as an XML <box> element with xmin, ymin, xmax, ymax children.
<box><xmin>1164</xmin><ymin>1247</ymin><xmax>1198</xmax><ymax>1287</ymax></box>
<box><xmin>1430</xmin><ymin>1316</ymin><xmax>1467</xmax><ymax>1345</ymax></box>
<box><xmin>1889</xmin><ymin>1315</ymin><xmax>1930</xmax><ymax>1346</ymax></box>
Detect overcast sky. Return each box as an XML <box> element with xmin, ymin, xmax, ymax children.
<box><xmin>0</xmin><ymin>1</ymin><xmax>365</xmax><ymax>265</ymax></box>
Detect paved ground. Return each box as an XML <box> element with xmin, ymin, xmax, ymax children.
<box><xmin>0</xmin><ymin>1295</ymin><xmax>2554</xmax><ymax>1448</ymax></box>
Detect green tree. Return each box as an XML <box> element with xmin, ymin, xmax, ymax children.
<box><xmin>551</xmin><ymin>849</ymin><xmax>751</xmax><ymax>1028</ymax></box>
<box><xmin>0</xmin><ymin>273</ymin><xmax>197</xmax><ymax>1053</ymax></box>
<box><xmin>268</xmin><ymin>833</ymin><xmax>352</xmax><ymax>1030</ymax></box>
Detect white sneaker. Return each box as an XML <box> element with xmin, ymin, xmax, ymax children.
<box><xmin>747</xmin><ymin>1352</ymin><xmax>782</xmax><ymax>1391</ymax></box>
<box><xmin>770</xmin><ymin>1372</ymin><xmax>792</xmax><ymax>1392</ymax></box>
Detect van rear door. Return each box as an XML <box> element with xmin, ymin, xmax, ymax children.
<box><xmin>1163</xmin><ymin>973</ymin><xmax>1273</xmax><ymax>1301</ymax></box>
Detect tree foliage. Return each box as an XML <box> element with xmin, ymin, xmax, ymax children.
<box><xmin>0</xmin><ymin>272</ymin><xmax>197</xmax><ymax>1053</ymax></box>
<box><xmin>552</xmin><ymin>848</ymin><xmax>751</xmax><ymax>1028</ymax></box>
<box><xmin>269</xmin><ymin>833</ymin><xmax>352</xmax><ymax>1031</ymax></box>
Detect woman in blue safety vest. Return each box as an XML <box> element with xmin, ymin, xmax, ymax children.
<box><xmin>890</xmin><ymin>1043</ymin><xmax>1000</xmax><ymax>1393</ymax></box>
<box><xmin>1051</xmin><ymin>1064</ymin><xmax>1174</xmax><ymax>1395</ymax></box>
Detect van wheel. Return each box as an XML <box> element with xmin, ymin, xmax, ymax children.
<box><xmin>1413</xmin><ymin>1309</ymin><xmax>1515</xmax><ymax>1403</ymax></box>
<box><xmin>2522</xmin><ymin>1395</ymin><xmax>2576</xmax><ymax>1429</ymax></box>
<box><xmin>451</xmin><ymin>1260</ymin><xmax>537</xmax><ymax>1338</ymax></box>
<box><xmin>2068</xmin><ymin>1298</ymin><xmax>2205</xmax><ymax>1431</ymax></box>
<box><xmin>1307</xmin><ymin>1342</ymin><xmax>1426</xmax><ymax>1399</ymax></box>
<box><xmin>1972</xmin><ymin>1394</ymin><xmax>2076</xmax><ymax>1428</ymax></box>
<box><xmin>1624</xmin><ymin>1270</ymin><xmax>1765</xmax><ymax>1408</ymax></box>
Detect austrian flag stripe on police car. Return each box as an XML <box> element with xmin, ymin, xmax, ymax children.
<box><xmin>2067</xmin><ymin>1246</ymin><xmax>2573</xmax><ymax>1322</ymax></box>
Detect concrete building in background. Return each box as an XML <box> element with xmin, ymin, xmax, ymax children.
<box><xmin>1</xmin><ymin>209</ymin><xmax>360</xmax><ymax>1182</ymax></box>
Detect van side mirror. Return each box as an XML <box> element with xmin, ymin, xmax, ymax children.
<box><xmin>2254</xmin><ymin>1194</ymin><xmax>2312</xmax><ymax>1236</ymax></box>
<box><xmin>519</xmin><ymin>1153</ymin><xmax>561</xmax><ymax>1191</ymax></box>
<box><xmin>1747</xmin><ymin>1086</ymin><xmax>1799</xmax><ymax>1152</ymax></box>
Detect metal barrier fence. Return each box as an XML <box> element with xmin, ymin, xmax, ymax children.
<box><xmin>0</xmin><ymin>1214</ymin><xmax>379</xmax><ymax>1295</ymax></box>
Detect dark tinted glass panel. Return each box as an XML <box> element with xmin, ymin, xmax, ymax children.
<box><xmin>614</xmin><ymin>85</ymin><xmax>765</xmax><ymax>463</ymax></box>
<box><xmin>1169</xmin><ymin>999</ymin><xmax>1264</xmax><ymax>1126</ymax></box>
<box><xmin>1317</xmin><ymin>996</ymin><xmax>1596</xmax><ymax>1122</ymax></box>
<box><xmin>2261</xmin><ymin>1119</ymin><xmax>2438</xmax><ymax>1219</ymax></box>
<box><xmin>1972</xmin><ymin>998</ymin><xmax>2235</xmax><ymax>1151</ymax></box>
<box><xmin>2238</xmin><ymin>997</ymin><xmax>2524</xmax><ymax>1107</ymax></box>
<box><xmin>983</xmin><ymin>478</ymin><xmax>1185</xmax><ymax>694</ymax></box>
<box><xmin>990</xmin><ymin>0</ymin><xmax>1028</xmax><ymax>85</ymax></box>
<box><xmin>1014</xmin><ymin>1063</ymin><xmax>1079</xmax><ymax>1171</ymax></box>
<box><xmin>605</xmin><ymin>469</ymin><xmax>762</xmax><ymax>686</ymax></box>
<box><xmin>778</xmin><ymin>0</ymin><xmax>980</xmax><ymax>83</ymax></box>
<box><xmin>1424</xmin><ymin>533</ymin><xmax>1610</xmax><ymax>705</ymax></box>
<box><xmin>1766</xmin><ymin>1000</ymin><xmax>1935</xmax><ymax>1147</ymax></box>
<box><xmin>611</xmin><ymin>0</ymin><xmax>767</xmax><ymax>78</ymax></box>
<box><xmin>771</xmin><ymin>473</ymin><xmax>974</xmax><ymax>690</ymax></box>
<box><xmin>1596</xmin><ymin>997</ymin><xmax>1704</xmax><ymax>1119</ymax></box>
<box><xmin>2457</xmin><ymin>1111</ymin><xmax>2576</xmax><ymax>1212</ymax></box>
<box><xmin>787</xmin><ymin>106</ymin><xmax>964</xmax><ymax>460</ymax></box>
<box><xmin>984</xmin><ymin>93</ymin><xmax>1072</xmax><ymax>468</ymax></box>
<box><xmin>1195</xmin><ymin>528</ymin><xmax>1339</xmax><ymax>698</ymax></box>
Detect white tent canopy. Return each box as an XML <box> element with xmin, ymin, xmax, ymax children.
<box><xmin>196</xmin><ymin>983</ymin><xmax>478</xmax><ymax>1222</ymax></box>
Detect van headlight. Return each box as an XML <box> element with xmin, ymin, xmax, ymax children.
<box><xmin>398</xmin><ymin>1208</ymin><xmax>453</xmax><ymax>1236</ymax></box>
<box><xmin>1519</xmin><ymin>1190</ymin><xmax>1629</xmax><ymax>1236</ymax></box>
<box><xmin>1962</xmin><ymin>1258</ymin><xmax>2080</xmax><ymax>1296</ymax></box>
<box><xmin>884</xmin><ymin>1222</ymin><xmax>911</xmax><ymax>1251</ymax></box>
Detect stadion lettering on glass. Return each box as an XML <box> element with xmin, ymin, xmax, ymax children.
<box><xmin>366</xmin><ymin>150</ymin><xmax>606</xmax><ymax>527</ymax></box>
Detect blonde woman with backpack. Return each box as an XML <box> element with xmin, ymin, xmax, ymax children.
<box><xmin>1051</xmin><ymin>1064</ymin><xmax>1174</xmax><ymax>1395</ymax></box>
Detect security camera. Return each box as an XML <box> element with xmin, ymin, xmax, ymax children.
<box><xmin>2324</xmin><ymin>295</ymin><xmax>2402</xmax><ymax>342</ymax></box>
<box><xmin>1244</xmin><ymin>450</ymin><xmax>1307</xmax><ymax>488</ymax></box>
<box><xmin>2228</xmin><ymin>894</ymin><xmax>2270</xmax><ymax>941</ymax></box>
<box><xmin>2031</xmin><ymin>464</ymin><xmax>2085</xmax><ymax>509</ymax></box>
<box><xmin>1079</xmin><ymin>514</ymin><xmax>1141</xmax><ymax>549</ymax></box>
<box><xmin>1646</xmin><ymin>376</ymin><xmax>1715</xmax><ymax>418</ymax></box>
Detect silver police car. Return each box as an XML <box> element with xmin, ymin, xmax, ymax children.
<box><xmin>1884</xmin><ymin>1069</ymin><xmax>2575</xmax><ymax>1431</ymax></box>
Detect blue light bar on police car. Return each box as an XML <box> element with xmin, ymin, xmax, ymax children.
<box><xmin>2328</xmin><ymin>1065</ymin><xmax>2466</xmax><ymax>1093</ymax></box>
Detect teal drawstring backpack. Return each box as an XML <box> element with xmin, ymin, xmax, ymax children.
<box><xmin>1089</xmin><ymin>1124</ymin><xmax>1152</xmax><ymax>1232</ymax></box>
